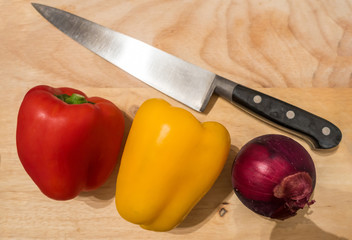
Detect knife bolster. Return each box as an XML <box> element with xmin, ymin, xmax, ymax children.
<box><xmin>214</xmin><ymin>75</ymin><xmax>238</xmax><ymax>102</ymax></box>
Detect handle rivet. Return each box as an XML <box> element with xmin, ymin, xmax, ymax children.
<box><xmin>286</xmin><ymin>110</ymin><xmax>295</xmax><ymax>119</ymax></box>
<box><xmin>253</xmin><ymin>95</ymin><xmax>262</xmax><ymax>104</ymax></box>
<box><xmin>322</xmin><ymin>127</ymin><xmax>331</xmax><ymax>136</ymax></box>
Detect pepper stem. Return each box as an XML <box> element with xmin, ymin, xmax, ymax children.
<box><xmin>273</xmin><ymin>172</ymin><xmax>315</xmax><ymax>212</ymax></box>
<box><xmin>56</xmin><ymin>93</ymin><xmax>94</xmax><ymax>104</ymax></box>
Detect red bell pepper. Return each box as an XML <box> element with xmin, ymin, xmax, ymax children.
<box><xmin>16</xmin><ymin>85</ymin><xmax>125</xmax><ymax>200</ymax></box>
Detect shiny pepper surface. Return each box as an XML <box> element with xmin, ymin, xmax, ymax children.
<box><xmin>16</xmin><ymin>85</ymin><xmax>125</xmax><ymax>200</ymax></box>
<box><xmin>115</xmin><ymin>99</ymin><xmax>230</xmax><ymax>231</ymax></box>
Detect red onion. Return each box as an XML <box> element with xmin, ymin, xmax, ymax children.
<box><xmin>231</xmin><ymin>134</ymin><xmax>316</xmax><ymax>219</ymax></box>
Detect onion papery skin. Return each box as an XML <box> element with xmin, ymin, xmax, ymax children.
<box><xmin>231</xmin><ymin>134</ymin><xmax>316</xmax><ymax>220</ymax></box>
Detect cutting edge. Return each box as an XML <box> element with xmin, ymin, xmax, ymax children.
<box><xmin>31</xmin><ymin>2</ymin><xmax>217</xmax><ymax>112</ymax></box>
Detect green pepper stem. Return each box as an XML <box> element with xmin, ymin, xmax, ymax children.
<box><xmin>56</xmin><ymin>93</ymin><xmax>94</xmax><ymax>104</ymax></box>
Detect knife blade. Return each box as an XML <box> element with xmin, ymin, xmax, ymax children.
<box><xmin>32</xmin><ymin>3</ymin><xmax>342</xmax><ymax>149</ymax></box>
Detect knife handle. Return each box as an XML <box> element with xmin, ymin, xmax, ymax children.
<box><xmin>214</xmin><ymin>76</ymin><xmax>342</xmax><ymax>149</ymax></box>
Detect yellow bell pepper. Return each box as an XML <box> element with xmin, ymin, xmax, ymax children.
<box><xmin>115</xmin><ymin>98</ymin><xmax>230</xmax><ymax>231</ymax></box>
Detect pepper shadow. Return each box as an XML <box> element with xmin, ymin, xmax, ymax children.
<box><xmin>76</xmin><ymin>112</ymin><xmax>133</xmax><ymax>209</ymax></box>
<box><xmin>171</xmin><ymin>144</ymin><xmax>239</xmax><ymax>234</ymax></box>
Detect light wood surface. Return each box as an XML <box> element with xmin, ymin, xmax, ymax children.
<box><xmin>1</xmin><ymin>1</ymin><xmax>352</xmax><ymax>239</ymax></box>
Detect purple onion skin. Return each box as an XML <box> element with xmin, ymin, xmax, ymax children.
<box><xmin>231</xmin><ymin>134</ymin><xmax>316</xmax><ymax>220</ymax></box>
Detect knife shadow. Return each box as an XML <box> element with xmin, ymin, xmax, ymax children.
<box><xmin>170</xmin><ymin>144</ymin><xmax>239</xmax><ymax>234</ymax></box>
<box><xmin>202</xmin><ymin>95</ymin><xmax>218</xmax><ymax>115</ymax></box>
<box><xmin>76</xmin><ymin>112</ymin><xmax>133</xmax><ymax>208</ymax></box>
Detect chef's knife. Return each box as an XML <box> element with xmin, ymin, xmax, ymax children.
<box><xmin>32</xmin><ymin>3</ymin><xmax>342</xmax><ymax>149</ymax></box>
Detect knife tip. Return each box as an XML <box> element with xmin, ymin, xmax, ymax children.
<box><xmin>31</xmin><ymin>2</ymin><xmax>40</xmax><ymax>10</ymax></box>
<box><xmin>31</xmin><ymin>2</ymin><xmax>45</xmax><ymax>10</ymax></box>
<box><xmin>31</xmin><ymin>2</ymin><xmax>52</xmax><ymax>16</ymax></box>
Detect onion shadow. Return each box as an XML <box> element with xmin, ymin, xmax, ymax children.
<box><xmin>270</xmin><ymin>213</ymin><xmax>348</xmax><ymax>240</ymax></box>
<box><xmin>270</xmin><ymin>187</ymin><xmax>350</xmax><ymax>240</ymax></box>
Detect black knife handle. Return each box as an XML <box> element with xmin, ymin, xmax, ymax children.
<box><xmin>214</xmin><ymin>76</ymin><xmax>342</xmax><ymax>149</ymax></box>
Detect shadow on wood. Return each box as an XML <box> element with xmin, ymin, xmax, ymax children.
<box><xmin>270</xmin><ymin>186</ymin><xmax>350</xmax><ymax>240</ymax></box>
<box><xmin>76</xmin><ymin>112</ymin><xmax>133</xmax><ymax>208</ymax></box>
<box><xmin>171</xmin><ymin>144</ymin><xmax>239</xmax><ymax>234</ymax></box>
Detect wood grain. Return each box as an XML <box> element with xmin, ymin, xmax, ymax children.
<box><xmin>2</xmin><ymin>0</ymin><xmax>352</xmax><ymax>89</ymax></box>
<box><xmin>1</xmin><ymin>0</ymin><xmax>352</xmax><ymax>239</ymax></box>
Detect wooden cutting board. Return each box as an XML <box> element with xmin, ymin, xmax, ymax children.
<box><xmin>1</xmin><ymin>1</ymin><xmax>351</xmax><ymax>239</ymax></box>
